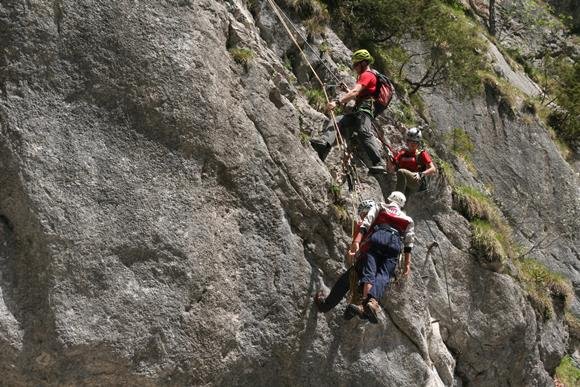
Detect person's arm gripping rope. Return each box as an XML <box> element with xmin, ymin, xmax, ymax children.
<box><xmin>327</xmin><ymin>83</ymin><xmax>364</xmax><ymax>112</ymax></box>
<box><xmin>348</xmin><ymin>203</ymin><xmax>379</xmax><ymax>260</ymax></box>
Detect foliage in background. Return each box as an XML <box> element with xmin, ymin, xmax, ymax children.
<box><xmin>284</xmin><ymin>0</ymin><xmax>329</xmax><ymax>34</ymax></box>
<box><xmin>539</xmin><ymin>57</ymin><xmax>579</xmax><ymax>144</ymax></box>
<box><xmin>325</xmin><ymin>0</ymin><xmax>488</xmax><ymax>94</ymax></box>
<box><xmin>495</xmin><ymin>0</ymin><xmax>578</xmax><ymax>147</ymax></box>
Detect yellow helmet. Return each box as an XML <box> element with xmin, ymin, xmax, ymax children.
<box><xmin>351</xmin><ymin>49</ymin><xmax>374</xmax><ymax>65</ymax></box>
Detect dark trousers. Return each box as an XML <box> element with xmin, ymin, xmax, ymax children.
<box><xmin>318</xmin><ymin>112</ymin><xmax>382</xmax><ymax>165</ymax></box>
<box><xmin>317</xmin><ymin>267</ymin><xmax>354</xmax><ymax>313</ymax></box>
<box><xmin>359</xmin><ymin>228</ymin><xmax>401</xmax><ymax>301</ymax></box>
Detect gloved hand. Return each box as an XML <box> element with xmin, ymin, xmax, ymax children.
<box><xmin>326</xmin><ymin>101</ymin><xmax>337</xmax><ymax>112</ymax></box>
<box><xmin>348</xmin><ymin>242</ymin><xmax>359</xmax><ymax>256</ymax></box>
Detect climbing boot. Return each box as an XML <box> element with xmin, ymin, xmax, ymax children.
<box><xmin>310</xmin><ymin>139</ymin><xmax>331</xmax><ymax>161</ymax></box>
<box><xmin>344</xmin><ymin>303</ymin><xmax>365</xmax><ymax>320</ymax></box>
<box><xmin>364</xmin><ymin>298</ymin><xmax>381</xmax><ymax>324</ymax></box>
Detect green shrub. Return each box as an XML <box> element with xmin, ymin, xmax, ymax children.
<box><xmin>554</xmin><ymin>356</ymin><xmax>580</xmax><ymax>386</ymax></box>
<box><xmin>304</xmin><ymin>4</ymin><xmax>330</xmax><ymax>34</ymax></box>
<box><xmin>229</xmin><ymin>47</ymin><xmax>254</xmax><ymax>66</ymax></box>
<box><xmin>298</xmin><ymin>131</ymin><xmax>311</xmax><ymax>145</ymax></box>
<box><xmin>328</xmin><ymin>0</ymin><xmax>488</xmax><ymax>94</ymax></box>
<box><xmin>417</xmin><ymin>2</ymin><xmax>488</xmax><ymax>94</ymax></box>
<box><xmin>286</xmin><ymin>0</ymin><xmax>329</xmax><ymax>33</ymax></box>
<box><xmin>319</xmin><ymin>41</ymin><xmax>332</xmax><ymax>53</ymax></box>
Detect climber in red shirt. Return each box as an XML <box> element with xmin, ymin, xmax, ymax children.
<box><xmin>392</xmin><ymin>127</ymin><xmax>437</xmax><ymax>196</ymax></box>
<box><xmin>310</xmin><ymin>49</ymin><xmax>386</xmax><ymax>174</ymax></box>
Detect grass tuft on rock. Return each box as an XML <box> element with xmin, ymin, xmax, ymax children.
<box><xmin>554</xmin><ymin>356</ymin><xmax>580</xmax><ymax>387</ymax></box>
<box><xmin>328</xmin><ymin>181</ymin><xmax>344</xmax><ymax>205</ymax></box>
<box><xmin>229</xmin><ymin>47</ymin><xmax>254</xmax><ymax>66</ymax></box>
<box><xmin>479</xmin><ymin>71</ymin><xmax>520</xmax><ymax>108</ymax></box>
<box><xmin>513</xmin><ymin>258</ymin><xmax>574</xmax><ymax>319</ymax></box>
<box><xmin>453</xmin><ymin>186</ymin><xmax>503</xmax><ymax>226</ymax></box>
<box><xmin>298</xmin><ymin>131</ymin><xmax>311</xmax><ymax>146</ymax></box>
<box><xmin>471</xmin><ymin>219</ymin><xmax>510</xmax><ymax>269</ymax></box>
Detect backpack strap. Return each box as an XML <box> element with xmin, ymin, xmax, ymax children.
<box><xmin>415</xmin><ymin>149</ymin><xmax>426</xmax><ymax>171</ymax></box>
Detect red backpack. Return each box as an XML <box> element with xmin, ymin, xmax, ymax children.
<box><xmin>369</xmin><ymin>69</ymin><xmax>394</xmax><ymax>116</ymax></box>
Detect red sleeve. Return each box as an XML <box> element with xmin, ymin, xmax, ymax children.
<box><xmin>420</xmin><ymin>150</ymin><xmax>432</xmax><ymax>165</ymax></box>
<box><xmin>393</xmin><ymin>150</ymin><xmax>404</xmax><ymax>164</ymax></box>
<box><xmin>357</xmin><ymin>71</ymin><xmax>376</xmax><ymax>93</ymax></box>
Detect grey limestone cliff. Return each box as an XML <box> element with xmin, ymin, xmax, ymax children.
<box><xmin>0</xmin><ymin>0</ymin><xmax>578</xmax><ymax>386</ymax></box>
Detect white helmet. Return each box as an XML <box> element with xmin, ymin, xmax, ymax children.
<box><xmin>387</xmin><ymin>191</ymin><xmax>406</xmax><ymax>208</ymax></box>
<box><xmin>357</xmin><ymin>199</ymin><xmax>376</xmax><ymax>215</ymax></box>
<box><xmin>406</xmin><ymin>127</ymin><xmax>422</xmax><ymax>142</ymax></box>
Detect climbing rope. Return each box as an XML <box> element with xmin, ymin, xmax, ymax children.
<box><xmin>264</xmin><ymin>0</ymin><xmax>362</xmax><ymax>211</ymax></box>
<box><xmin>265</xmin><ymin>0</ymin><xmax>345</xmax><ymax>87</ymax></box>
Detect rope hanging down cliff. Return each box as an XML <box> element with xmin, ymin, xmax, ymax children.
<box><xmin>264</xmin><ymin>0</ymin><xmax>361</xmax><ymax>218</ymax></box>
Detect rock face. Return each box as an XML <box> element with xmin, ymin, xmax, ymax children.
<box><xmin>0</xmin><ymin>1</ymin><xmax>577</xmax><ymax>386</ymax></box>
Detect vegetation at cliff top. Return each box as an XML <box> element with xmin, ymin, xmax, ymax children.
<box><xmin>326</xmin><ymin>0</ymin><xmax>488</xmax><ymax>94</ymax></box>
<box><xmin>496</xmin><ymin>0</ymin><xmax>579</xmax><ymax>146</ymax></box>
